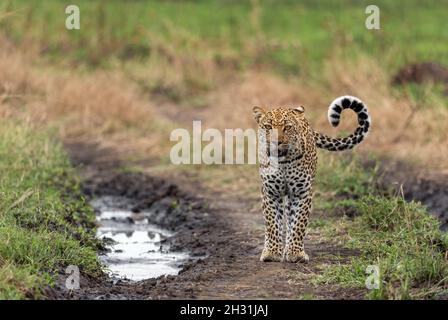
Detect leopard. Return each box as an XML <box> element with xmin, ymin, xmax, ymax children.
<box><xmin>253</xmin><ymin>96</ymin><xmax>371</xmax><ymax>263</ymax></box>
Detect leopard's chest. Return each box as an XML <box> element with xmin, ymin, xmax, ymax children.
<box><xmin>259</xmin><ymin>156</ymin><xmax>317</xmax><ymax>196</ymax></box>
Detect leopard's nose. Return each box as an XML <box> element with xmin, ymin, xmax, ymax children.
<box><xmin>270</xmin><ymin>139</ymin><xmax>282</xmax><ymax>147</ymax></box>
<box><xmin>276</xmin><ymin>140</ymin><xmax>286</xmax><ymax>147</ymax></box>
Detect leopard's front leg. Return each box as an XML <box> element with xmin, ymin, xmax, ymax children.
<box><xmin>284</xmin><ymin>186</ymin><xmax>312</xmax><ymax>263</ymax></box>
<box><xmin>260</xmin><ymin>185</ymin><xmax>284</xmax><ymax>262</ymax></box>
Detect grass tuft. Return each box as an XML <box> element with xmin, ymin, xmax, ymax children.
<box><xmin>314</xmin><ymin>155</ymin><xmax>448</xmax><ymax>299</ymax></box>
<box><xmin>0</xmin><ymin>120</ymin><xmax>101</xmax><ymax>299</ymax></box>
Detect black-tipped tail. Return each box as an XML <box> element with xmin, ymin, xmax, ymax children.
<box><xmin>315</xmin><ymin>96</ymin><xmax>371</xmax><ymax>151</ymax></box>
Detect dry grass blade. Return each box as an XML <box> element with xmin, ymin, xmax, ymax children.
<box><xmin>7</xmin><ymin>189</ymin><xmax>34</xmax><ymax>211</ymax></box>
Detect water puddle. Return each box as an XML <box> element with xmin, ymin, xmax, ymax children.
<box><xmin>90</xmin><ymin>196</ymin><xmax>189</xmax><ymax>281</ymax></box>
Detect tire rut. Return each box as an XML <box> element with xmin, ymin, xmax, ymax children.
<box><xmin>45</xmin><ymin>141</ymin><xmax>364</xmax><ymax>299</ymax></box>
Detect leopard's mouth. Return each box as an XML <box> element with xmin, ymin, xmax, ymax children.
<box><xmin>267</xmin><ymin>145</ymin><xmax>288</xmax><ymax>158</ymax></box>
<box><xmin>277</xmin><ymin>148</ymin><xmax>288</xmax><ymax>157</ymax></box>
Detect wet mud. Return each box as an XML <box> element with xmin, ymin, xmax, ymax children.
<box><xmin>45</xmin><ymin>142</ymin><xmax>363</xmax><ymax>299</ymax></box>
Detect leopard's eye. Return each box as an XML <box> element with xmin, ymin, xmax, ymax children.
<box><xmin>264</xmin><ymin>124</ymin><xmax>272</xmax><ymax>130</ymax></box>
<box><xmin>284</xmin><ymin>124</ymin><xmax>292</xmax><ymax>131</ymax></box>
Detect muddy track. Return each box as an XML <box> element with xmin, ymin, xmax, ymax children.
<box><xmin>44</xmin><ymin>142</ymin><xmax>364</xmax><ymax>300</ymax></box>
<box><xmin>43</xmin><ymin>140</ymin><xmax>448</xmax><ymax>300</ymax></box>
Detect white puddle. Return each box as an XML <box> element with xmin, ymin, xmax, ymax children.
<box><xmin>91</xmin><ymin>196</ymin><xmax>189</xmax><ymax>281</ymax></box>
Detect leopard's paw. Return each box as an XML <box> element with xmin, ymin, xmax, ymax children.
<box><xmin>260</xmin><ymin>248</ymin><xmax>283</xmax><ymax>262</ymax></box>
<box><xmin>284</xmin><ymin>250</ymin><xmax>309</xmax><ymax>263</ymax></box>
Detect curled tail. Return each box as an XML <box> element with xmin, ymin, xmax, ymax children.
<box><xmin>314</xmin><ymin>95</ymin><xmax>371</xmax><ymax>151</ymax></box>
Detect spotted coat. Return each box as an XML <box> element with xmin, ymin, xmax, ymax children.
<box><xmin>253</xmin><ymin>96</ymin><xmax>371</xmax><ymax>263</ymax></box>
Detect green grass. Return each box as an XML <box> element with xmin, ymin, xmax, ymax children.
<box><xmin>314</xmin><ymin>153</ymin><xmax>378</xmax><ymax>212</ymax></box>
<box><xmin>2</xmin><ymin>0</ymin><xmax>446</xmax><ymax>106</ymax></box>
<box><xmin>313</xmin><ymin>153</ymin><xmax>448</xmax><ymax>299</ymax></box>
<box><xmin>1</xmin><ymin>0</ymin><xmax>447</xmax><ymax>300</ymax></box>
<box><xmin>2</xmin><ymin>0</ymin><xmax>447</xmax><ymax>74</ymax></box>
<box><xmin>0</xmin><ymin>121</ymin><xmax>101</xmax><ymax>299</ymax></box>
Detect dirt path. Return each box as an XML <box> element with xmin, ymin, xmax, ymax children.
<box><xmin>146</xmin><ymin>182</ymin><xmax>362</xmax><ymax>300</ymax></box>
<box><xmin>43</xmin><ymin>93</ymin><xmax>448</xmax><ymax>300</ymax></box>
<box><xmin>44</xmin><ymin>141</ymin><xmax>363</xmax><ymax>300</ymax></box>
<box><xmin>58</xmin><ymin>146</ymin><xmax>447</xmax><ymax>300</ymax></box>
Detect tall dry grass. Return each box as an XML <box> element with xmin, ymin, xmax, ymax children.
<box><xmin>123</xmin><ymin>5</ymin><xmax>302</xmax><ymax>106</ymax></box>
<box><xmin>174</xmin><ymin>55</ymin><xmax>448</xmax><ymax>169</ymax></box>
<box><xmin>0</xmin><ymin>44</ymin><xmax>166</xmax><ymax>161</ymax></box>
<box><xmin>1</xmin><ymin>33</ymin><xmax>447</xmax><ymax>170</ymax></box>
<box><xmin>322</xmin><ymin>55</ymin><xmax>448</xmax><ymax>168</ymax></box>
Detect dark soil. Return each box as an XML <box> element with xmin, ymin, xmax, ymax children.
<box><xmin>369</xmin><ymin>158</ymin><xmax>448</xmax><ymax>231</ymax></box>
<box><xmin>44</xmin><ymin>142</ymin><xmax>364</xmax><ymax>300</ymax></box>
<box><xmin>392</xmin><ymin>61</ymin><xmax>448</xmax><ymax>95</ymax></box>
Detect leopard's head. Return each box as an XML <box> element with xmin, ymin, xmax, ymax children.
<box><xmin>253</xmin><ymin>106</ymin><xmax>309</xmax><ymax>159</ymax></box>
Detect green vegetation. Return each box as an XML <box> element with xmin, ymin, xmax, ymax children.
<box><xmin>2</xmin><ymin>0</ymin><xmax>447</xmax><ymax>106</ymax></box>
<box><xmin>314</xmin><ymin>154</ymin><xmax>448</xmax><ymax>299</ymax></box>
<box><xmin>0</xmin><ymin>0</ymin><xmax>446</xmax><ymax>300</ymax></box>
<box><xmin>2</xmin><ymin>0</ymin><xmax>447</xmax><ymax>75</ymax></box>
<box><xmin>0</xmin><ymin>121</ymin><xmax>100</xmax><ymax>299</ymax></box>
<box><xmin>316</xmin><ymin>154</ymin><xmax>377</xmax><ymax>200</ymax></box>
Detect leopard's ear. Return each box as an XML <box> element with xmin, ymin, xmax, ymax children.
<box><xmin>253</xmin><ymin>106</ymin><xmax>266</xmax><ymax>123</ymax></box>
<box><xmin>292</xmin><ymin>106</ymin><xmax>305</xmax><ymax>115</ymax></box>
